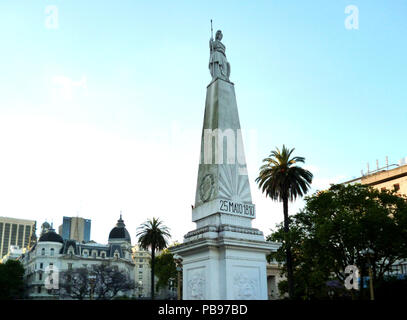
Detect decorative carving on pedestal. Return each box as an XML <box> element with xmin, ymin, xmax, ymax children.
<box><xmin>218</xmin><ymin>164</ymin><xmax>252</xmax><ymax>203</ymax></box>
<box><xmin>188</xmin><ymin>270</ymin><xmax>206</xmax><ymax>300</ymax></box>
<box><xmin>233</xmin><ymin>272</ymin><xmax>258</xmax><ymax>300</ymax></box>
<box><xmin>199</xmin><ymin>174</ymin><xmax>214</xmax><ymax>203</ymax></box>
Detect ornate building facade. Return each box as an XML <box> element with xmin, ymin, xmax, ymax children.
<box><xmin>132</xmin><ymin>245</ymin><xmax>152</xmax><ymax>298</ymax></box>
<box><xmin>21</xmin><ymin>216</ymin><xmax>136</xmax><ymax>299</ymax></box>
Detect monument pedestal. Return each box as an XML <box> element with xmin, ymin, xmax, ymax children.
<box><xmin>174</xmin><ymin>231</ymin><xmax>277</xmax><ymax>300</ymax></box>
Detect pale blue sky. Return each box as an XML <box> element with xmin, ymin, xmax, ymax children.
<box><xmin>0</xmin><ymin>1</ymin><xmax>406</xmax><ymax>244</ymax></box>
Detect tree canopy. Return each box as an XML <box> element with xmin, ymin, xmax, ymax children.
<box><xmin>269</xmin><ymin>183</ymin><xmax>407</xmax><ymax>300</ymax></box>
<box><xmin>153</xmin><ymin>247</ymin><xmax>178</xmax><ymax>291</ymax></box>
<box><xmin>59</xmin><ymin>264</ymin><xmax>135</xmax><ymax>300</ymax></box>
<box><xmin>0</xmin><ymin>260</ymin><xmax>26</xmax><ymax>299</ymax></box>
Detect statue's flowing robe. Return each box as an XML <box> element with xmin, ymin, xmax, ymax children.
<box><xmin>209</xmin><ymin>40</ymin><xmax>229</xmax><ymax>79</ymax></box>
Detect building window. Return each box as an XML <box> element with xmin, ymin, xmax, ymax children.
<box><xmin>40</xmin><ymin>263</ymin><xmax>43</xmax><ymax>269</ymax></box>
<box><xmin>139</xmin><ymin>258</ymin><xmax>143</xmax><ymax>262</ymax></box>
<box><xmin>101</xmin><ymin>252</ymin><xmax>106</xmax><ymax>258</ymax></box>
<box><xmin>139</xmin><ymin>264</ymin><xmax>143</xmax><ymax>268</ymax></box>
<box><xmin>17</xmin><ymin>224</ymin><xmax>24</xmax><ymax>248</ymax></box>
<box><xmin>394</xmin><ymin>184</ymin><xmax>400</xmax><ymax>192</ymax></box>
<box><xmin>83</xmin><ymin>250</ymin><xmax>89</xmax><ymax>257</ymax></box>
<box><xmin>92</xmin><ymin>251</ymin><xmax>97</xmax><ymax>258</ymax></box>
<box><xmin>37</xmin><ymin>286</ymin><xmax>41</xmax><ymax>294</ymax></box>
<box><xmin>392</xmin><ymin>265</ymin><xmax>400</xmax><ymax>273</ymax></box>
<box><xmin>41</xmin><ymin>248</ymin><xmax>45</xmax><ymax>256</ymax></box>
<box><xmin>68</xmin><ymin>263</ymin><xmax>73</xmax><ymax>270</ymax></box>
<box><xmin>139</xmin><ymin>270</ymin><xmax>143</xmax><ymax>274</ymax></box>
<box><xmin>39</xmin><ymin>273</ymin><xmax>42</xmax><ymax>281</ymax></box>
<box><xmin>50</xmin><ymin>248</ymin><xmax>54</xmax><ymax>256</ymax></box>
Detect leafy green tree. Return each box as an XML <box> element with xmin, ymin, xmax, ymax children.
<box><xmin>270</xmin><ymin>183</ymin><xmax>407</xmax><ymax>300</ymax></box>
<box><xmin>154</xmin><ymin>248</ymin><xmax>178</xmax><ymax>292</ymax></box>
<box><xmin>0</xmin><ymin>260</ymin><xmax>26</xmax><ymax>299</ymax></box>
<box><xmin>256</xmin><ymin>145</ymin><xmax>313</xmax><ymax>299</ymax></box>
<box><xmin>137</xmin><ymin>218</ymin><xmax>171</xmax><ymax>300</ymax></box>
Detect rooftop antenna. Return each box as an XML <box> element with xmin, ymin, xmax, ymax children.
<box><xmin>367</xmin><ymin>162</ymin><xmax>370</xmax><ymax>174</ymax></box>
<box><xmin>376</xmin><ymin>159</ymin><xmax>379</xmax><ymax>170</ymax></box>
<box><xmin>386</xmin><ymin>156</ymin><xmax>389</xmax><ymax>170</ymax></box>
<box><xmin>210</xmin><ymin>19</ymin><xmax>213</xmax><ymax>39</ymax></box>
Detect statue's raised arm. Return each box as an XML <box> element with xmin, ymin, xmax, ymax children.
<box><xmin>208</xmin><ymin>30</ymin><xmax>231</xmax><ymax>82</ymax></box>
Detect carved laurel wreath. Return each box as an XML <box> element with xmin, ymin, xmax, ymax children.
<box><xmin>199</xmin><ymin>173</ymin><xmax>214</xmax><ymax>203</ymax></box>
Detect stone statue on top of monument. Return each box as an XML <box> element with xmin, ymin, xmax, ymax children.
<box><xmin>209</xmin><ymin>21</ymin><xmax>231</xmax><ymax>82</ymax></box>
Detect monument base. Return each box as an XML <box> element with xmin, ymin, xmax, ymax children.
<box><xmin>172</xmin><ymin>230</ymin><xmax>278</xmax><ymax>300</ymax></box>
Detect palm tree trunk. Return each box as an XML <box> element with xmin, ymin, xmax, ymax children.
<box><xmin>283</xmin><ymin>196</ymin><xmax>294</xmax><ymax>299</ymax></box>
<box><xmin>151</xmin><ymin>247</ymin><xmax>155</xmax><ymax>300</ymax></box>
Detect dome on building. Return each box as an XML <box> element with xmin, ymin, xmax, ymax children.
<box><xmin>42</xmin><ymin>222</ymin><xmax>51</xmax><ymax>229</ymax></box>
<box><xmin>40</xmin><ymin>221</ymin><xmax>51</xmax><ymax>235</ymax></box>
<box><xmin>108</xmin><ymin>215</ymin><xmax>131</xmax><ymax>243</ymax></box>
<box><xmin>39</xmin><ymin>228</ymin><xmax>64</xmax><ymax>243</ymax></box>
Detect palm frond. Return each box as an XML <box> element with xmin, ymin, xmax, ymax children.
<box><xmin>256</xmin><ymin>145</ymin><xmax>313</xmax><ymax>203</ymax></box>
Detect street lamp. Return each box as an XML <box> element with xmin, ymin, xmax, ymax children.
<box><xmin>173</xmin><ymin>254</ymin><xmax>183</xmax><ymax>300</ymax></box>
<box><xmin>89</xmin><ymin>274</ymin><xmax>96</xmax><ymax>300</ymax></box>
<box><xmin>362</xmin><ymin>249</ymin><xmax>375</xmax><ymax>301</ymax></box>
<box><xmin>168</xmin><ymin>278</ymin><xmax>176</xmax><ymax>300</ymax></box>
<box><xmin>138</xmin><ymin>280</ymin><xmax>143</xmax><ymax>298</ymax></box>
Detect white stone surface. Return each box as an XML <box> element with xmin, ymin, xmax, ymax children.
<box><xmin>175</xmin><ymin>238</ymin><xmax>279</xmax><ymax>300</ymax></box>
<box><xmin>194</xmin><ymin>80</ymin><xmax>253</xmax><ymax>208</ymax></box>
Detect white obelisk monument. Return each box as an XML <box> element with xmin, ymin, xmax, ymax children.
<box><xmin>172</xmin><ymin>28</ymin><xmax>278</xmax><ymax>300</ymax></box>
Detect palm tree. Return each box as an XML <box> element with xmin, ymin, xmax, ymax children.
<box><xmin>136</xmin><ymin>217</ymin><xmax>171</xmax><ymax>300</ymax></box>
<box><xmin>256</xmin><ymin>145</ymin><xmax>312</xmax><ymax>299</ymax></box>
